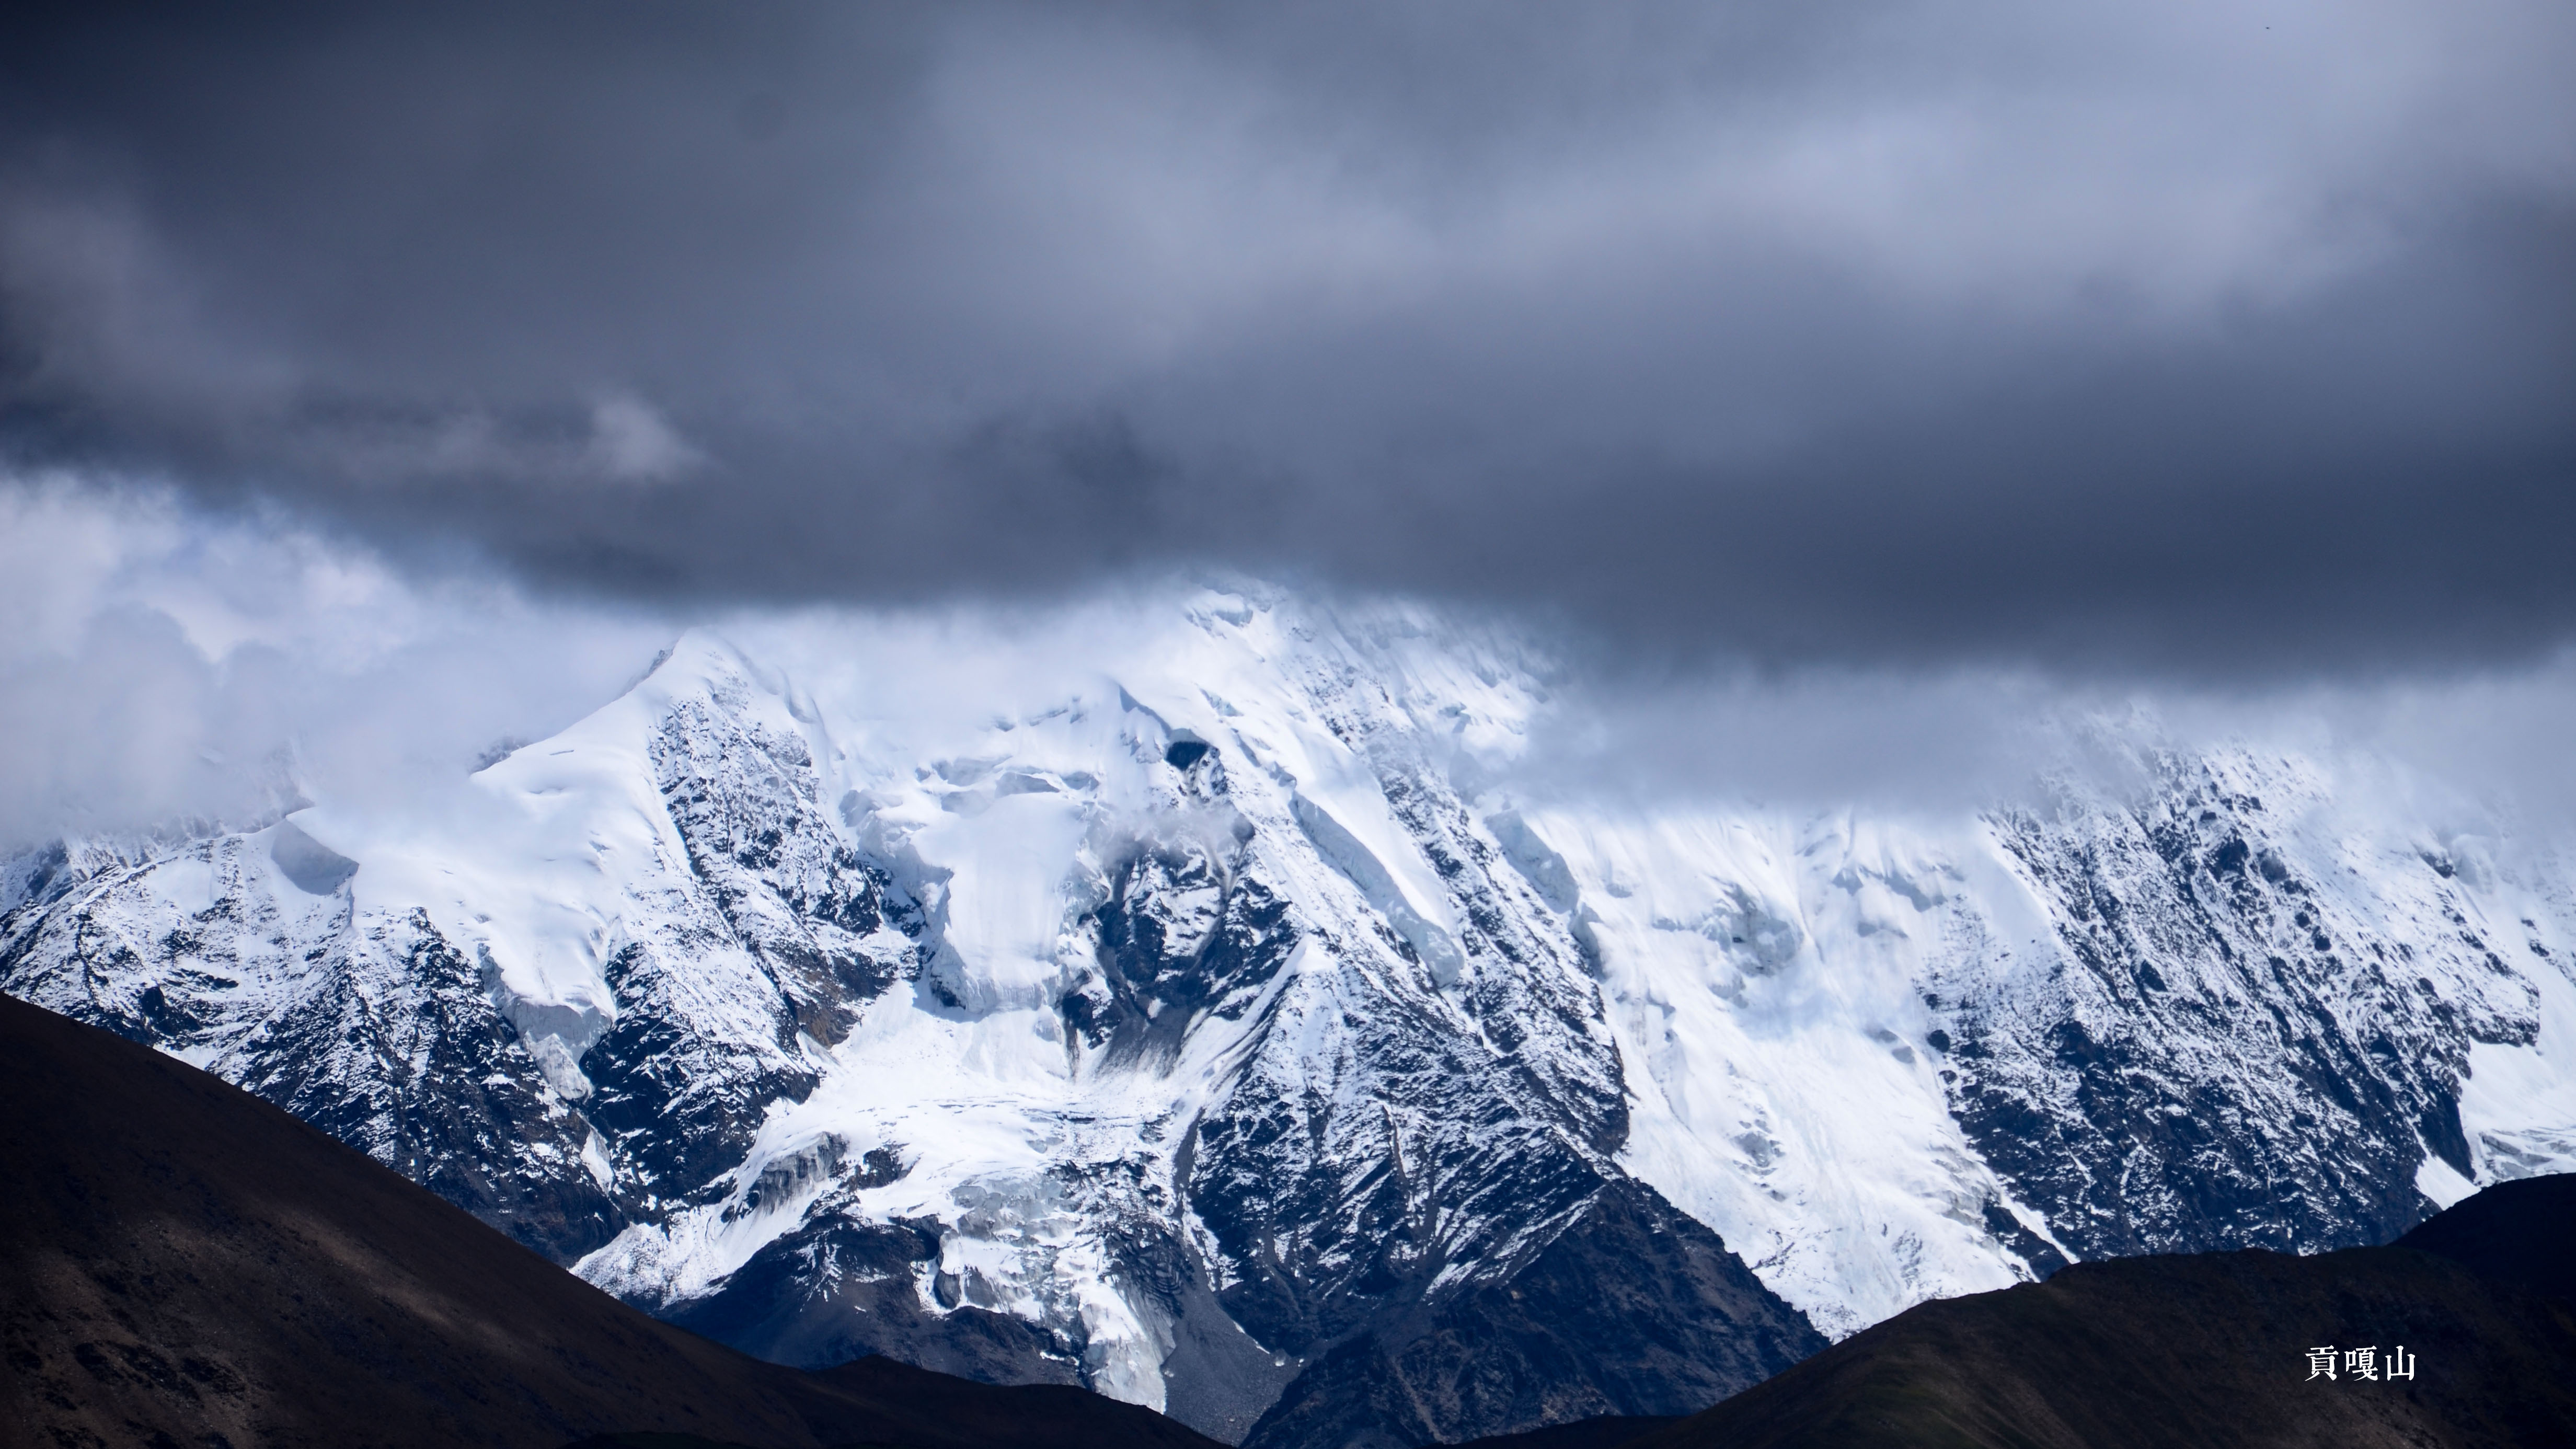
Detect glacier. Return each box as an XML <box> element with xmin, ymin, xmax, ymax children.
<box><xmin>6</xmin><ymin>584</ymin><xmax>2573</xmax><ymax>1448</ymax></box>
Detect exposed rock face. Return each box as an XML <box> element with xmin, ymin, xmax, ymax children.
<box><xmin>1942</xmin><ymin>757</ymin><xmax>2542</xmax><ymax>1263</ymax></box>
<box><xmin>0</xmin><ymin>835</ymin><xmax>626</xmax><ymax>1259</ymax></box>
<box><xmin>662</xmin><ymin>1213</ymin><xmax>1089</xmax><ymax>1391</ymax></box>
<box><xmin>648</xmin><ymin>677</ymin><xmax>912</xmax><ymax>1046</ymax></box>
<box><xmin>1244</xmin><ymin>1180</ymin><xmax>1823</xmax><ymax>1449</ymax></box>
<box><xmin>7</xmin><ymin>588</ymin><xmax>2573</xmax><ymax>1449</ymax></box>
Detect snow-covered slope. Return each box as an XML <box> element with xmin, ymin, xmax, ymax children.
<box><xmin>7</xmin><ymin>586</ymin><xmax>2573</xmax><ymax>1447</ymax></box>
<box><xmin>1539</xmin><ymin>749</ymin><xmax>2575</xmax><ymax>1339</ymax></box>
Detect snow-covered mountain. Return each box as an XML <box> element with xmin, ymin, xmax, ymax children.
<box><xmin>7</xmin><ymin>586</ymin><xmax>2573</xmax><ymax>1448</ymax></box>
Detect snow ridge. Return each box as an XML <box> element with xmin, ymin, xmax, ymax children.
<box><xmin>6</xmin><ymin>586</ymin><xmax>2573</xmax><ymax>1448</ymax></box>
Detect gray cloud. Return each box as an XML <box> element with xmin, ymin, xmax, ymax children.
<box><xmin>2</xmin><ymin>1</ymin><xmax>2571</xmax><ymax>675</ymax></box>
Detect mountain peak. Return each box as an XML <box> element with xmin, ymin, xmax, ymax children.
<box><xmin>6</xmin><ymin>590</ymin><xmax>2572</xmax><ymax>1447</ymax></box>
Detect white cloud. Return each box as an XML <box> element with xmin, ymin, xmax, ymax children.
<box><xmin>5</xmin><ymin>475</ymin><xmax>2573</xmax><ymax>857</ymax></box>
<box><xmin>585</xmin><ymin>393</ymin><xmax>702</xmax><ymax>483</ymax></box>
<box><xmin>0</xmin><ymin>475</ymin><xmax>672</xmax><ymax>850</ymax></box>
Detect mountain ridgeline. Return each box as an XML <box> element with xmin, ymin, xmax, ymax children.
<box><xmin>5</xmin><ymin>589</ymin><xmax>2572</xmax><ymax>1448</ymax></box>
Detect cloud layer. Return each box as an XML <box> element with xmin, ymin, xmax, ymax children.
<box><xmin>1</xmin><ymin>2</ymin><xmax>2571</xmax><ymax>673</ymax></box>
<box><xmin>4</xmin><ymin>478</ymin><xmax>2570</xmax><ymax>859</ymax></box>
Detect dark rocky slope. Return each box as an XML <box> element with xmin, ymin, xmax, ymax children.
<box><xmin>1243</xmin><ymin>1179</ymin><xmax>1819</xmax><ymax>1449</ymax></box>
<box><xmin>2390</xmin><ymin>1173</ymin><xmax>2576</xmax><ymax>1309</ymax></box>
<box><xmin>0</xmin><ymin>992</ymin><xmax>1219</xmax><ymax>1449</ymax></box>
<box><xmin>1600</xmin><ymin>1174</ymin><xmax>2576</xmax><ymax>1449</ymax></box>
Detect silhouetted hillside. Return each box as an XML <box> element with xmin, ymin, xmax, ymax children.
<box><xmin>2394</xmin><ymin>1173</ymin><xmax>2576</xmax><ymax>1310</ymax></box>
<box><xmin>1621</xmin><ymin>1189</ymin><xmax>2576</xmax><ymax>1448</ymax></box>
<box><xmin>1450</xmin><ymin>1173</ymin><xmax>2576</xmax><ymax>1449</ymax></box>
<box><xmin>0</xmin><ymin>992</ymin><xmax>1221</xmax><ymax>1449</ymax></box>
<box><xmin>1439</xmin><ymin>1416</ymin><xmax>1674</xmax><ymax>1449</ymax></box>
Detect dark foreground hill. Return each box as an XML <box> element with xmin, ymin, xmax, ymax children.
<box><xmin>0</xmin><ymin>992</ymin><xmax>1221</xmax><ymax>1449</ymax></box>
<box><xmin>1570</xmin><ymin>1175</ymin><xmax>2576</xmax><ymax>1449</ymax></box>
<box><xmin>2389</xmin><ymin>1172</ymin><xmax>2576</xmax><ymax>1310</ymax></box>
<box><xmin>1453</xmin><ymin>1175</ymin><xmax>2576</xmax><ymax>1449</ymax></box>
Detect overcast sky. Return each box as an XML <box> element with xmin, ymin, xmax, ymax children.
<box><xmin>5</xmin><ymin>0</ymin><xmax>2568</xmax><ymax>674</ymax></box>
<box><xmin>2</xmin><ymin>3</ymin><xmax>2572</xmax><ymax>846</ymax></box>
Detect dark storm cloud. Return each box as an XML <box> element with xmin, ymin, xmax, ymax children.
<box><xmin>3</xmin><ymin>0</ymin><xmax>2571</xmax><ymax>674</ymax></box>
